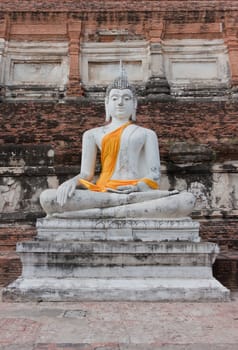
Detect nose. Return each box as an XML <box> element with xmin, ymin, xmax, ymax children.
<box><xmin>118</xmin><ymin>96</ymin><xmax>124</xmax><ymax>106</ymax></box>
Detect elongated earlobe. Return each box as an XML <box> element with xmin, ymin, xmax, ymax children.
<box><xmin>131</xmin><ymin>100</ymin><xmax>137</xmax><ymax>121</ymax></box>
<box><xmin>105</xmin><ymin>100</ymin><xmax>110</xmax><ymax>122</ymax></box>
<box><xmin>131</xmin><ymin>110</ymin><xmax>136</xmax><ymax>121</ymax></box>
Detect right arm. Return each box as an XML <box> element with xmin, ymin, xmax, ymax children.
<box><xmin>80</xmin><ymin>129</ymin><xmax>97</xmax><ymax>181</ymax></box>
<box><xmin>56</xmin><ymin>130</ymin><xmax>97</xmax><ymax>206</ymax></box>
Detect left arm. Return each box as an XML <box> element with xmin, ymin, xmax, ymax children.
<box><xmin>135</xmin><ymin>129</ymin><xmax>160</xmax><ymax>192</ymax></box>
<box><xmin>144</xmin><ymin>129</ymin><xmax>160</xmax><ymax>181</ymax></box>
<box><xmin>115</xmin><ymin>129</ymin><xmax>160</xmax><ymax>194</ymax></box>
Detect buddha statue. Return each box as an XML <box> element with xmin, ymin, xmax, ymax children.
<box><xmin>40</xmin><ymin>66</ymin><xmax>195</xmax><ymax>219</ymax></box>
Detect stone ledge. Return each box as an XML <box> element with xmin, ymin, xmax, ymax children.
<box><xmin>16</xmin><ymin>239</ymin><xmax>219</xmax><ymax>279</ymax></box>
<box><xmin>3</xmin><ymin>277</ymin><xmax>229</xmax><ymax>302</ymax></box>
<box><xmin>36</xmin><ymin>217</ymin><xmax>200</xmax><ymax>242</ymax></box>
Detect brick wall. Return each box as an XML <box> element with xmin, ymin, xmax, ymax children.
<box><xmin>0</xmin><ymin>225</ymin><xmax>36</xmax><ymax>286</ymax></box>
<box><xmin>200</xmin><ymin>220</ymin><xmax>238</xmax><ymax>251</ymax></box>
<box><xmin>0</xmin><ymin>0</ymin><xmax>238</xmax><ymax>289</ymax></box>
<box><xmin>0</xmin><ymin>0</ymin><xmax>238</xmax><ymax>12</ymax></box>
<box><xmin>1</xmin><ymin>100</ymin><xmax>237</xmax><ymax>164</ymax></box>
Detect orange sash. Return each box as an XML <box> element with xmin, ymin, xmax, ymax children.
<box><xmin>78</xmin><ymin>122</ymin><xmax>159</xmax><ymax>192</ymax></box>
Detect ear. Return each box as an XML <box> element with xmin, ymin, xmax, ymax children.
<box><xmin>131</xmin><ymin>98</ymin><xmax>137</xmax><ymax>121</ymax></box>
<box><xmin>134</xmin><ymin>99</ymin><xmax>138</xmax><ymax>110</ymax></box>
<box><xmin>105</xmin><ymin>97</ymin><xmax>110</xmax><ymax>122</ymax></box>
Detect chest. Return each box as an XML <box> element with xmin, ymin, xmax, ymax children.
<box><xmin>95</xmin><ymin>125</ymin><xmax>145</xmax><ymax>152</ymax></box>
<box><xmin>120</xmin><ymin>127</ymin><xmax>145</xmax><ymax>155</ymax></box>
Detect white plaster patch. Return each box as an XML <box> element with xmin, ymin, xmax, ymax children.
<box><xmin>47</xmin><ymin>149</ymin><xmax>54</xmax><ymax>158</ymax></box>
<box><xmin>0</xmin><ymin>177</ymin><xmax>21</xmax><ymax>212</ymax></box>
<box><xmin>174</xmin><ymin>178</ymin><xmax>188</xmax><ymax>192</ymax></box>
<box><xmin>172</xmin><ymin>60</ymin><xmax>218</xmax><ymax>81</ymax></box>
<box><xmin>163</xmin><ymin>39</ymin><xmax>231</xmax><ymax>91</ymax></box>
<box><xmin>13</xmin><ymin>62</ymin><xmax>63</xmax><ymax>84</ymax></box>
<box><xmin>212</xmin><ymin>171</ymin><xmax>238</xmax><ymax>210</ymax></box>
<box><xmin>189</xmin><ymin>182</ymin><xmax>209</xmax><ymax>210</ymax></box>
<box><xmin>47</xmin><ymin>176</ymin><xmax>59</xmax><ymax>189</ymax></box>
<box><xmin>159</xmin><ymin>171</ymin><xmax>171</xmax><ymax>191</ymax></box>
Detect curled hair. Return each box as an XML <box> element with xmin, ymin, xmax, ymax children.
<box><xmin>105</xmin><ymin>77</ymin><xmax>137</xmax><ymax>98</ymax></box>
<box><xmin>105</xmin><ymin>61</ymin><xmax>137</xmax><ymax>99</ymax></box>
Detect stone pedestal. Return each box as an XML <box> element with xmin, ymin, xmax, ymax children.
<box><xmin>3</xmin><ymin>217</ymin><xmax>230</xmax><ymax>302</ymax></box>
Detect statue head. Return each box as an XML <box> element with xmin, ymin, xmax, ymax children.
<box><xmin>105</xmin><ymin>63</ymin><xmax>137</xmax><ymax>122</ymax></box>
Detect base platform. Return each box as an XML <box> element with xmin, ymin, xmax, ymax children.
<box><xmin>2</xmin><ymin>217</ymin><xmax>230</xmax><ymax>302</ymax></box>
<box><xmin>3</xmin><ymin>277</ymin><xmax>229</xmax><ymax>302</ymax></box>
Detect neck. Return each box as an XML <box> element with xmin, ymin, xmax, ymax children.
<box><xmin>109</xmin><ymin>118</ymin><xmax>131</xmax><ymax>128</ymax></box>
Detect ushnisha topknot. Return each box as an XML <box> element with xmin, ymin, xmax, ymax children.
<box><xmin>105</xmin><ymin>61</ymin><xmax>137</xmax><ymax>98</ymax></box>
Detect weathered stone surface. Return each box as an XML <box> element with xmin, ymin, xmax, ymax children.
<box><xmin>163</xmin><ymin>39</ymin><xmax>230</xmax><ymax>98</ymax></box>
<box><xmin>169</xmin><ymin>142</ymin><xmax>215</xmax><ymax>164</ymax></box>
<box><xmin>3</xmin><ymin>277</ymin><xmax>229</xmax><ymax>302</ymax></box>
<box><xmin>3</xmin><ymin>41</ymin><xmax>69</xmax><ymax>101</ymax></box>
<box><xmin>36</xmin><ymin>217</ymin><xmax>200</xmax><ymax>242</ymax></box>
<box><xmin>17</xmin><ymin>240</ymin><xmax>217</xmax><ymax>279</ymax></box>
<box><xmin>0</xmin><ymin>145</ymin><xmax>54</xmax><ymax>167</ymax></box>
<box><xmin>2</xmin><ymin>217</ymin><xmax>229</xmax><ymax>302</ymax></box>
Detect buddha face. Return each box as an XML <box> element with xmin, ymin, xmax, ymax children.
<box><xmin>106</xmin><ymin>88</ymin><xmax>137</xmax><ymax>122</ymax></box>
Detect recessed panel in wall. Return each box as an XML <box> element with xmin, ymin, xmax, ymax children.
<box><xmin>163</xmin><ymin>39</ymin><xmax>230</xmax><ymax>89</ymax></box>
<box><xmin>12</xmin><ymin>61</ymin><xmax>62</xmax><ymax>84</ymax></box>
<box><xmin>3</xmin><ymin>41</ymin><xmax>69</xmax><ymax>99</ymax></box>
<box><xmin>172</xmin><ymin>60</ymin><xmax>218</xmax><ymax>81</ymax></box>
<box><xmin>88</xmin><ymin>61</ymin><xmax>142</xmax><ymax>84</ymax></box>
<box><xmin>81</xmin><ymin>41</ymin><xmax>150</xmax><ymax>86</ymax></box>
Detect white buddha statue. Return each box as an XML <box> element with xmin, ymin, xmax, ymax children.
<box><xmin>40</xmin><ymin>67</ymin><xmax>195</xmax><ymax>219</ymax></box>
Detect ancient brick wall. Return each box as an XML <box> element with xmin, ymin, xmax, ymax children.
<box><xmin>1</xmin><ymin>100</ymin><xmax>238</xmax><ymax>165</ymax></box>
<box><xmin>0</xmin><ymin>0</ymin><xmax>237</xmax><ymax>12</ymax></box>
<box><xmin>0</xmin><ymin>0</ymin><xmax>238</xmax><ymax>289</ymax></box>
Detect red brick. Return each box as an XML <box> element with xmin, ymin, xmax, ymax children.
<box><xmin>0</xmin><ymin>252</ymin><xmax>22</xmax><ymax>286</ymax></box>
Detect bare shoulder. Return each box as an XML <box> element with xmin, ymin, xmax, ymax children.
<box><xmin>133</xmin><ymin>125</ymin><xmax>157</xmax><ymax>138</ymax></box>
<box><xmin>83</xmin><ymin>126</ymin><xmax>104</xmax><ymax>138</ymax></box>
